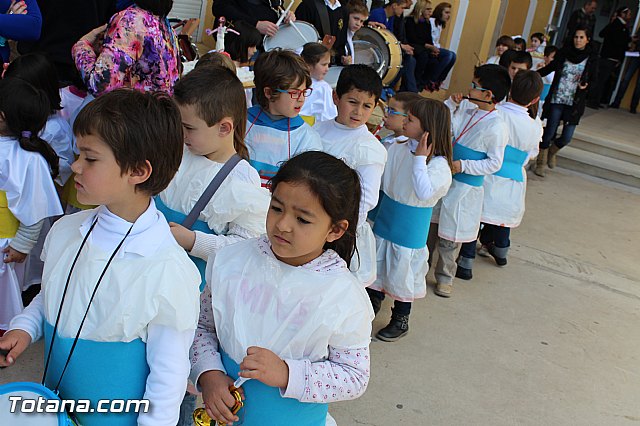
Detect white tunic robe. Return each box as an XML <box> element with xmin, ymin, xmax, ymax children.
<box><xmin>0</xmin><ymin>136</ymin><xmax>62</xmax><ymax>330</ymax></box>
<box><xmin>314</xmin><ymin>119</ymin><xmax>388</xmax><ymax>286</ymax></box>
<box><xmin>300</xmin><ymin>77</ymin><xmax>337</xmax><ymax>123</ymax></box>
<box><xmin>437</xmin><ymin>100</ymin><xmax>508</xmax><ymax>242</ymax></box>
<box><xmin>482</xmin><ymin>102</ymin><xmax>542</xmax><ymax>228</ymax></box>
<box><xmin>370</xmin><ymin>141</ymin><xmax>452</xmax><ymax>301</ymax></box>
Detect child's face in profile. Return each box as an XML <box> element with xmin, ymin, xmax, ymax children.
<box><xmin>349</xmin><ymin>13</ymin><xmax>367</xmax><ymax>33</ymax></box>
<box><xmin>266</xmin><ymin>81</ymin><xmax>307</xmax><ymax>118</ymax></box>
<box><xmin>310</xmin><ymin>53</ymin><xmax>331</xmax><ymax>81</ymax></box>
<box><xmin>495</xmin><ymin>44</ymin><xmax>509</xmax><ymax>56</ymax></box>
<box><xmin>384</xmin><ymin>98</ymin><xmax>408</xmax><ymax>134</ymax></box>
<box><xmin>544</xmin><ymin>51</ymin><xmax>556</xmax><ymax>65</ymax></box>
<box><xmin>333</xmin><ymin>88</ymin><xmax>376</xmax><ymax>128</ymax></box>
<box><xmin>402</xmin><ymin>112</ymin><xmax>424</xmax><ymax>140</ymax></box>
<box><xmin>267</xmin><ymin>181</ymin><xmax>345</xmax><ymax>267</ymax></box>
<box><xmin>177</xmin><ymin>102</ymin><xmax>231</xmax><ymax>161</ymax></box>
<box><xmin>72</xmin><ymin>134</ymin><xmax>139</xmax><ymax>207</ymax></box>
<box><xmin>530</xmin><ymin>37</ymin><xmax>542</xmax><ymax>50</ymax></box>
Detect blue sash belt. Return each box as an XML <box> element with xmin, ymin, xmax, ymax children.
<box><xmin>249</xmin><ymin>159</ymin><xmax>279</xmax><ymax>184</ymax></box>
<box><xmin>44</xmin><ymin>322</ymin><xmax>149</xmax><ymax>426</ymax></box>
<box><xmin>493</xmin><ymin>145</ymin><xmax>528</xmax><ymax>182</ymax></box>
<box><xmin>453</xmin><ymin>143</ymin><xmax>488</xmax><ymax>187</ymax></box>
<box><xmin>221</xmin><ymin>351</ymin><xmax>328</xmax><ymax>425</ymax></box>
<box><xmin>155</xmin><ymin>196</ymin><xmax>214</xmax><ymax>292</ymax></box>
<box><xmin>372</xmin><ymin>192</ymin><xmax>433</xmax><ymax>249</ymax></box>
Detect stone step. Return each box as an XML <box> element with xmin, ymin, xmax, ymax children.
<box><xmin>556</xmin><ymin>146</ymin><xmax>640</xmax><ymax>188</ymax></box>
<box><xmin>570</xmin><ymin>130</ymin><xmax>640</xmax><ymax>165</ymax></box>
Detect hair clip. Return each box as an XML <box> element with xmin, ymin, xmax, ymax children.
<box><xmin>21</xmin><ymin>131</ymin><xmax>32</xmax><ymax>138</ymax></box>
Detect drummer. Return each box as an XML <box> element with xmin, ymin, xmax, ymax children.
<box><xmin>295</xmin><ymin>0</ymin><xmax>348</xmax><ymax>65</ymax></box>
<box><xmin>343</xmin><ymin>0</ymin><xmax>370</xmax><ymax>66</ymax></box>
<box><xmin>212</xmin><ymin>0</ymin><xmax>295</xmax><ymax>38</ymax></box>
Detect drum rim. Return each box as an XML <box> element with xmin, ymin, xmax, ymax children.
<box><xmin>263</xmin><ymin>21</ymin><xmax>319</xmax><ymax>51</ymax></box>
<box><xmin>0</xmin><ymin>381</ymin><xmax>67</xmax><ymax>424</ymax></box>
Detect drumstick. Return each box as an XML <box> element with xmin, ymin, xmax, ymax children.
<box><xmin>290</xmin><ymin>21</ymin><xmax>308</xmax><ymax>43</ymax></box>
<box><xmin>276</xmin><ymin>0</ymin><xmax>294</xmax><ymax>26</ymax></box>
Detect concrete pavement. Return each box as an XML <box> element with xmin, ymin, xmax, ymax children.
<box><xmin>2</xmin><ymin>168</ymin><xmax>640</xmax><ymax>425</ymax></box>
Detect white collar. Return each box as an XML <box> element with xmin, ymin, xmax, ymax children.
<box><xmin>618</xmin><ymin>16</ymin><xmax>627</xmax><ymax>25</ymax></box>
<box><xmin>80</xmin><ymin>201</ymin><xmax>169</xmax><ymax>257</ymax></box>
<box><xmin>324</xmin><ymin>0</ymin><xmax>341</xmax><ymax>11</ymax></box>
<box><xmin>497</xmin><ymin>101</ymin><xmax>530</xmax><ymax>117</ymax></box>
<box><xmin>331</xmin><ymin>118</ymin><xmax>368</xmax><ymax>132</ymax></box>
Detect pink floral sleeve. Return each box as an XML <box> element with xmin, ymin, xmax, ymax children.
<box><xmin>282</xmin><ymin>346</ymin><xmax>371</xmax><ymax>403</ymax></box>
<box><xmin>189</xmin><ymin>284</ymin><xmax>226</xmax><ymax>388</ymax></box>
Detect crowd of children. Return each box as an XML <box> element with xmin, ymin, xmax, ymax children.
<box><xmin>0</xmin><ymin>19</ymin><xmax>548</xmax><ymax>423</ymax></box>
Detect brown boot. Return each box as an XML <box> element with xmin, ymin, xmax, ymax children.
<box><xmin>534</xmin><ymin>148</ymin><xmax>548</xmax><ymax>177</ymax></box>
<box><xmin>547</xmin><ymin>145</ymin><xmax>560</xmax><ymax>169</ymax></box>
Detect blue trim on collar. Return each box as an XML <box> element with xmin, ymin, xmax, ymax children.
<box><xmin>247</xmin><ymin>106</ymin><xmax>305</xmax><ymax>131</ymax></box>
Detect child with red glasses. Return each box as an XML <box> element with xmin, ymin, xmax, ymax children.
<box><xmin>245</xmin><ymin>50</ymin><xmax>323</xmax><ymax>187</ymax></box>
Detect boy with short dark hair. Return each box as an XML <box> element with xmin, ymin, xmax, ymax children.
<box><xmin>501</xmin><ymin>50</ymin><xmax>533</xmax><ymax>80</ymax></box>
<box><xmin>0</xmin><ymin>89</ymin><xmax>201</xmax><ymax>425</ymax></box>
<box><xmin>246</xmin><ymin>50</ymin><xmax>323</xmax><ymax>187</ymax></box>
<box><xmin>380</xmin><ymin>91</ymin><xmax>422</xmax><ymax>149</ymax></box>
<box><xmin>457</xmin><ymin>70</ymin><xmax>544</xmax><ymax>278</ymax></box>
<box><xmin>432</xmin><ymin>64</ymin><xmax>510</xmax><ymax>297</ymax></box>
<box><xmin>315</xmin><ymin>64</ymin><xmax>387</xmax><ymax>286</ymax></box>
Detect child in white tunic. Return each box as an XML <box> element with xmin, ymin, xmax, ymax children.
<box><xmin>245</xmin><ymin>50</ymin><xmax>323</xmax><ymax>187</ymax></box>
<box><xmin>190</xmin><ymin>152</ymin><xmax>373</xmax><ymax>426</ymax></box>
<box><xmin>0</xmin><ymin>78</ymin><xmax>62</xmax><ymax>333</ymax></box>
<box><xmin>0</xmin><ymin>90</ymin><xmax>201</xmax><ymax>426</ymax></box>
<box><xmin>432</xmin><ymin>64</ymin><xmax>510</xmax><ymax>298</ymax></box>
<box><xmin>458</xmin><ymin>70</ymin><xmax>544</xmax><ymax>276</ymax></box>
<box><xmin>315</xmin><ymin>65</ymin><xmax>387</xmax><ymax>287</ymax></box>
<box><xmin>368</xmin><ymin>98</ymin><xmax>453</xmax><ymax>342</ymax></box>
<box><xmin>4</xmin><ymin>53</ymin><xmax>75</xmax><ymax>187</ymax></box>
<box><xmin>300</xmin><ymin>43</ymin><xmax>338</xmax><ymax>123</ymax></box>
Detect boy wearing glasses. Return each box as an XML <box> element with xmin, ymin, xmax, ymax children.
<box><xmin>245</xmin><ymin>50</ymin><xmax>323</xmax><ymax>187</ymax></box>
<box><xmin>380</xmin><ymin>92</ymin><xmax>422</xmax><ymax>150</ymax></box>
<box><xmin>431</xmin><ymin>64</ymin><xmax>510</xmax><ymax>297</ymax></box>
<box><xmin>314</xmin><ymin>64</ymin><xmax>387</xmax><ymax>286</ymax></box>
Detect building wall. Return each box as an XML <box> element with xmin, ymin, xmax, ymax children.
<box><xmin>501</xmin><ymin>0</ymin><xmax>529</xmax><ymax>37</ymax></box>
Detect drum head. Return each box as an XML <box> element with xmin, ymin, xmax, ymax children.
<box><xmin>324</xmin><ymin>66</ymin><xmax>344</xmax><ymax>89</ymax></box>
<box><xmin>353</xmin><ymin>27</ymin><xmax>390</xmax><ymax>78</ymax></box>
<box><xmin>0</xmin><ymin>382</ymin><xmax>69</xmax><ymax>425</ymax></box>
<box><xmin>263</xmin><ymin>21</ymin><xmax>319</xmax><ymax>52</ymax></box>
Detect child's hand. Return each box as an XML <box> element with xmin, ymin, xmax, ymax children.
<box><xmin>168</xmin><ymin>222</ymin><xmax>196</xmax><ymax>251</ymax></box>
<box><xmin>415</xmin><ymin>132</ymin><xmax>433</xmax><ymax>157</ymax></box>
<box><xmin>452</xmin><ymin>160</ymin><xmax>462</xmax><ymax>174</ymax></box>
<box><xmin>239</xmin><ymin>346</ymin><xmax>289</xmax><ymax>388</ymax></box>
<box><xmin>80</xmin><ymin>24</ymin><xmax>107</xmax><ymax>45</ymax></box>
<box><xmin>3</xmin><ymin>246</ymin><xmax>27</xmax><ymax>263</ymax></box>
<box><xmin>450</xmin><ymin>93</ymin><xmax>464</xmax><ymax>105</ymax></box>
<box><xmin>0</xmin><ymin>329</ymin><xmax>31</xmax><ymax>367</ymax></box>
<box><xmin>199</xmin><ymin>370</ymin><xmax>242</xmax><ymax>425</ymax></box>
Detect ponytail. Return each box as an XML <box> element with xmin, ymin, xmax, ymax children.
<box><xmin>19</xmin><ymin>131</ymin><xmax>60</xmax><ymax>179</ymax></box>
<box><xmin>0</xmin><ymin>78</ymin><xmax>59</xmax><ymax>178</ymax></box>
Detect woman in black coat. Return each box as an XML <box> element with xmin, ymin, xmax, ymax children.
<box><xmin>534</xmin><ymin>26</ymin><xmax>598</xmax><ymax>177</ymax></box>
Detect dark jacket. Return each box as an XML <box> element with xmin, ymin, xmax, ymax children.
<box><xmin>599</xmin><ymin>18</ymin><xmax>631</xmax><ymax>61</ymax></box>
<box><xmin>213</xmin><ymin>0</ymin><xmax>282</xmax><ymax>27</ymax></box>
<box><xmin>538</xmin><ymin>47</ymin><xmax>598</xmax><ymax>125</ymax></box>
<box><xmin>295</xmin><ymin>0</ymin><xmax>348</xmax><ymax>64</ymax></box>
<box><xmin>404</xmin><ymin>17</ymin><xmax>433</xmax><ymax>56</ymax></box>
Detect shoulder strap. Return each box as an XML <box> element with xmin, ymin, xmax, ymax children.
<box><xmin>182</xmin><ymin>154</ymin><xmax>243</xmax><ymax>229</ymax></box>
<box><xmin>314</xmin><ymin>0</ymin><xmax>331</xmax><ymax>36</ymax></box>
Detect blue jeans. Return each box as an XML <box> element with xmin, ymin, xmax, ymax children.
<box><xmin>613</xmin><ymin>57</ymin><xmax>640</xmax><ymax>110</ymax></box>
<box><xmin>540</xmin><ymin>103</ymin><xmax>577</xmax><ymax>149</ymax></box>
<box><xmin>415</xmin><ymin>49</ymin><xmax>457</xmax><ymax>87</ymax></box>
<box><xmin>176</xmin><ymin>393</ymin><xmax>197</xmax><ymax>426</ymax></box>
<box><xmin>400</xmin><ymin>53</ymin><xmax>418</xmax><ymax>92</ymax></box>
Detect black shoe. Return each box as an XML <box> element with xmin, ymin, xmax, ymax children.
<box><xmin>610</xmin><ymin>102</ymin><xmax>620</xmax><ymax>109</ymax></box>
<box><xmin>376</xmin><ymin>313</ymin><xmax>409</xmax><ymax>342</ymax></box>
<box><xmin>631</xmin><ymin>108</ymin><xmax>637</xmax><ymax>114</ymax></box>
<box><xmin>488</xmin><ymin>246</ymin><xmax>508</xmax><ymax>266</ymax></box>
<box><xmin>455</xmin><ymin>266</ymin><xmax>473</xmax><ymax>280</ymax></box>
<box><xmin>369</xmin><ymin>295</ymin><xmax>382</xmax><ymax>316</ymax></box>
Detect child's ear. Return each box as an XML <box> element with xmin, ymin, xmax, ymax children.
<box><xmin>128</xmin><ymin>160</ymin><xmax>152</xmax><ymax>186</ymax></box>
<box><xmin>484</xmin><ymin>90</ymin><xmax>495</xmax><ymax>102</ymax></box>
<box><xmin>264</xmin><ymin>87</ymin><xmax>273</xmax><ymax>101</ymax></box>
<box><xmin>529</xmin><ymin>96</ymin><xmax>540</xmax><ymax>106</ymax></box>
<box><xmin>332</xmin><ymin>90</ymin><xmax>339</xmax><ymax>106</ymax></box>
<box><xmin>326</xmin><ymin>219</ymin><xmax>349</xmax><ymax>243</ymax></box>
<box><xmin>218</xmin><ymin>117</ymin><xmax>234</xmax><ymax>137</ymax></box>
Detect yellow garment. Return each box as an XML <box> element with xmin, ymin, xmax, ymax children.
<box><xmin>0</xmin><ymin>191</ymin><xmax>19</xmax><ymax>238</ymax></box>
<box><xmin>301</xmin><ymin>115</ymin><xmax>316</xmax><ymax>126</ymax></box>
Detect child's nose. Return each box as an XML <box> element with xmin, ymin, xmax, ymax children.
<box><xmin>71</xmin><ymin>159</ymin><xmax>81</xmax><ymax>174</ymax></box>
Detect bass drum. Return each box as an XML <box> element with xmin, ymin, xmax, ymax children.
<box><xmin>263</xmin><ymin>21</ymin><xmax>319</xmax><ymax>52</ymax></box>
<box><xmin>353</xmin><ymin>27</ymin><xmax>402</xmax><ymax>86</ymax></box>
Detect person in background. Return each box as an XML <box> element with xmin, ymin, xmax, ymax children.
<box><xmin>587</xmin><ymin>6</ymin><xmax>632</xmax><ymax>109</ymax></box>
<box><xmin>213</xmin><ymin>0</ymin><xmax>295</xmax><ymax>38</ymax></box>
<box><xmin>513</xmin><ymin>37</ymin><xmax>527</xmax><ymax>52</ymax></box>
<box><xmin>486</xmin><ymin>35</ymin><xmax>516</xmax><ymax>65</ymax></box>
<box><xmin>565</xmin><ymin>1</ymin><xmax>597</xmax><ymax>48</ymax></box>
<box><xmin>295</xmin><ymin>0</ymin><xmax>348</xmax><ymax>65</ymax></box>
<box><xmin>501</xmin><ymin>50</ymin><xmax>533</xmax><ymax>81</ymax></box>
<box><xmin>343</xmin><ymin>0</ymin><xmax>369</xmax><ymax>66</ymax></box>
<box><xmin>428</xmin><ymin>2</ymin><xmax>457</xmax><ymax>90</ymax></box>
<box><xmin>611</xmin><ymin>29</ymin><xmax>640</xmax><ymax>113</ymax></box>
<box><xmin>0</xmin><ymin>0</ymin><xmax>41</xmax><ymax>65</ymax></box>
<box><xmin>300</xmin><ymin>42</ymin><xmax>338</xmax><ymax>122</ymax></box>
